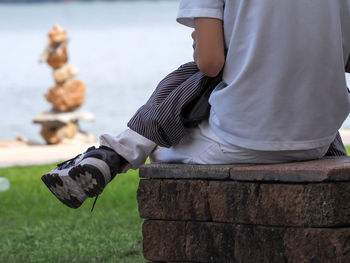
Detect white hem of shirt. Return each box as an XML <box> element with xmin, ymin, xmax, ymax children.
<box><xmin>176</xmin><ymin>8</ymin><xmax>224</xmax><ymax>28</ymax></box>
<box><xmin>209</xmin><ymin>118</ymin><xmax>336</xmax><ymax>151</ymax></box>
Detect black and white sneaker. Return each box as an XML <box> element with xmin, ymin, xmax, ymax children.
<box><xmin>41</xmin><ymin>146</ymin><xmax>127</xmax><ymax>209</ymax></box>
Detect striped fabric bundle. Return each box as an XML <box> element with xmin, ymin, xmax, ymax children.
<box><xmin>128</xmin><ymin>62</ymin><xmax>221</xmax><ymax>148</ymax></box>
<box><xmin>128</xmin><ymin>61</ymin><xmax>347</xmax><ymax>156</ymax></box>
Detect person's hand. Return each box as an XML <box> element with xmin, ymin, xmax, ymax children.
<box><xmin>192</xmin><ymin>30</ymin><xmax>198</xmax><ymax>61</ymax></box>
<box><xmin>191</xmin><ymin>30</ymin><xmax>197</xmax><ymax>41</ymax></box>
<box><xmin>192</xmin><ymin>30</ymin><xmax>197</xmax><ymax>50</ymax></box>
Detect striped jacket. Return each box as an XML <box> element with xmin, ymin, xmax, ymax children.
<box><xmin>127</xmin><ymin>62</ymin><xmax>346</xmax><ymax>156</ymax></box>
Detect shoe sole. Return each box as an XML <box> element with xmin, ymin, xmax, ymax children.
<box><xmin>41</xmin><ymin>158</ymin><xmax>109</xmax><ymax>208</ymax></box>
<box><xmin>41</xmin><ymin>172</ymin><xmax>84</xmax><ymax>208</ymax></box>
<box><xmin>68</xmin><ymin>163</ymin><xmax>106</xmax><ymax>197</ymax></box>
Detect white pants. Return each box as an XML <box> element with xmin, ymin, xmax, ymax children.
<box><xmin>99</xmin><ymin>121</ymin><xmax>329</xmax><ymax>171</ymax></box>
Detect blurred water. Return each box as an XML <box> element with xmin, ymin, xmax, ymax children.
<box><xmin>0</xmin><ymin>1</ymin><xmax>193</xmax><ymax>143</ymax></box>
<box><xmin>0</xmin><ymin>1</ymin><xmax>349</xmax><ymax>143</ymax></box>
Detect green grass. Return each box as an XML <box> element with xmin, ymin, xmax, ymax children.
<box><xmin>0</xmin><ymin>164</ymin><xmax>144</xmax><ymax>263</ymax></box>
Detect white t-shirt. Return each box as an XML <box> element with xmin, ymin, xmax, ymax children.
<box><xmin>177</xmin><ymin>0</ymin><xmax>350</xmax><ymax>150</ymax></box>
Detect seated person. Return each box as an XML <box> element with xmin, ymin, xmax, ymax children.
<box><xmin>42</xmin><ymin>0</ymin><xmax>350</xmax><ymax>209</ymax></box>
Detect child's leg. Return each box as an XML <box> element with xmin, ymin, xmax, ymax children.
<box><xmin>41</xmin><ymin>129</ymin><xmax>156</xmax><ymax>209</ymax></box>
<box><xmin>99</xmin><ymin>129</ymin><xmax>157</xmax><ymax>170</ymax></box>
<box><xmin>150</xmin><ymin>121</ymin><xmax>330</xmax><ymax>165</ymax></box>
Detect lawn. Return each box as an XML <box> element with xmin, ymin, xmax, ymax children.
<box><xmin>0</xmin><ymin>164</ymin><xmax>144</xmax><ymax>263</ymax></box>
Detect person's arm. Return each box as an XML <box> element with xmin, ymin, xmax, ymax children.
<box><xmin>193</xmin><ymin>18</ymin><xmax>225</xmax><ymax>77</ymax></box>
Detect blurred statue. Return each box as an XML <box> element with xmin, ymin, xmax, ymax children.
<box><xmin>34</xmin><ymin>24</ymin><xmax>95</xmax><ymax>144</ymax></box>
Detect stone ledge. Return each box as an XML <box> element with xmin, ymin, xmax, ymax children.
<box><xmin>140</xmin><ymin>156</ymin><xmax>350</xmax><ymax>182</ymax></box>
<box><xmin>137</xmin><ymin>179</ymin><xmax>350</xmax><ymax>227</ymax></box>
<box><xmin>143</xmin><ymin>220</ymin><xmax>350</xmax><ymax>263</ymax></box>
<box><xmin>140</xmin><ymin>163</ymin><xmax>233</xmax><ymax>180</ymax></box>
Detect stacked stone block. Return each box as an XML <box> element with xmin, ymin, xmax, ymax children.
<box><xmin>137</xmin><ymin>157</ymin><xmax>350</xmax><ymax>262</ymax></box>
<box><xmin>34</xmin><ymin>25</ymin><xmax>94</xmax><ymax>144</ymax></box>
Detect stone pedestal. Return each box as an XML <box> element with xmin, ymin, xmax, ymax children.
<box><xmin>137</xmin><ymin>157</ymin><xmax>350</xmax><ymax>263</ymax></box>
<box><xmin>33</xmin><ymin>110</ymin><xmax>95</xmax><ymax>144</ymax></box>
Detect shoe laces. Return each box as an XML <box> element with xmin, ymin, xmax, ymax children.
<box><xmin>57</xmin><ymin>155</ymin><xmax>81</xmax><ymax>169</ymax></box>
<box><xmin>90</xmin><ymin>195</ymin><xmax>99</xmax><ymax>212</ymax></box>
<box><xmin>57</xmin><ymin>146</ymin><xmax>96</xmax><ymax>169</ymax></box>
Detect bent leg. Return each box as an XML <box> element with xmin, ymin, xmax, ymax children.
<box><xmin>150</xmin><ymin>121</ymin><xmax>260</xmax><ymax>164</ymax></box>
<box><xmin>99</xmin><ymin>129</ymin><xmax>157</xmax><ymax>170</ymax></box>
<box><xmin>42</xmin><ymin>129</ymin><xmax>155</xmax><ymax>209</ymax></box>
<box><xmin>150</xmin><ymin>121</ymin><xmax>330</xmax><ymax>165</ymax></box>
